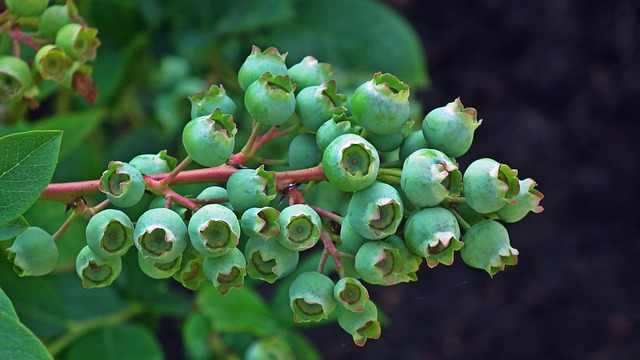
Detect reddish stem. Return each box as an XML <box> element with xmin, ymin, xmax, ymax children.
<box><xmin>319</xmin><ymin>229</ymin><xmax>345</xmax><ymax>278</ymax></box>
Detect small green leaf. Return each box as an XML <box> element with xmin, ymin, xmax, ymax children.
<box><xmin>0</xmin><ymin>286</ymin><xmax>18</xmax><ymax>320</ymax></box>
<box><xmin>0</xmin><ymin>216</ymin><xmax>28</xmax><ymax>241</ymax></box>
<box><xmin>0</xmin><ymin>130</ymin><xmax>62</xmax><ymax>225</ymax></box>
<box><xmin>0</xmin><ymin>312</ymin><xmax>52</xmax><ymax>360</ymax></box>
<box><xmin>64</xmin><ymin>324</ymin><xmax>163</xmax><ymax>360</ymax></box>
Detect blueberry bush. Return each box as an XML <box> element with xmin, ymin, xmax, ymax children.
<box><xmin>0</xmin><ymin>1</ymin><xmax>543</xmax><ymax>359</ymax></box>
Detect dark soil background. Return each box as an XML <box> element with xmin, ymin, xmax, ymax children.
<box><xmin>310</xmin><ymin>1</ymin><xmax>640</xmax><ymax>359</ymax></box>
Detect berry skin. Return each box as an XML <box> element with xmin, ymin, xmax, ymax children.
<box><xmin>237</xmin><ymin>46</ymin><xmax>288</xmax><ymax>91</ymax></box>
<box><xmin>137</xmin><ymin>252</ymin><xmax>181</xmax><ymax>279</ymax></box>
<box><xmin>347</xmin><ymin>182</ymin><xmax>403</xmax><ymax>240</ymax></box>
<box><xmin>244</xmin><ymin>73</ymin><xmax>296</xmax><ymax>126</ymax></box>
<box><xmin>130</xmin><ymin>150</ymin><xmax>176</xmax><ymax>175</ymax></box>
<box><xmin>244</xmin><ymin>236</ymin><xmax>299</xmax><ymax>283</ymax></box>
<box><xmin>5</xmin><ymin>0</ymin><xmax>48</xmax><ymax>17</ymax></box>
<box><xmin>404</xmin><ymin>207</ymin><xmax>463</xmax><ymax>268</ymax></box>
<box><xmin>0</xmin><ymin>56</ymin><xmax>33</xmax><ymax>101</ymax></box>
<box><xmin>189</xmin><ymin>84</ymin><xmax>237</xmax><ymax>118</ymax></box>
<box><xmin>496</xmin><ymin>178</ymin><xmax>544</xmax><ymax>223</ymax></box>
<box><xmin>98</xmin><ymin>161</ymin><xmax>146</xmax><ymax>208</ymax></box>
<box><xmin>202</xmin><ymin>247</ymin><xmax>246</xmax><ymax>295</ymax></box>
<box><xmin>182</xmin><ymin>109</ymin><xmax>237</xmax><ymax>167</ymax></box>
<box><xmin>350</xmin><ymin>72</ymin><xmax>410</xmax><ymax>135</ymax></box>
<box><xmin>240</xmin><ymin>206</ymin><xmax>280</xmax><ymax>241</ymax></box>
<box><xmin>6</xmin><ymin>227</ymin><xmax>58</xmax><ymax>277</ymax></box>
<box><xmin>55</xmin><ymin>23</ymin><xmax>100</xmax><ymax>62</ymax></box>
<box><xmin>288</xmin><ymin>133</ymin><xmax>322</xmax><ymax>170</ymax></box>
<box><xmin>462</xmin><ymin>158</ymin><xmax>520</xmax><ymax>214</ymax></box>
<box><xmin>422</xmin><ymin>98</ymin><xmax>481</xmax><ymax>158</ymax></box>
<box><xmin>322</xmin><ymin>134</ymin><xmax>380</xmax><ymax>192</ymax></box>
<box><xmin>401</xmin><ymin>148</ymin><xmax>462</xmax><ymax>208</ymax></box>
<box><xmin>316</xmin><ymin>112</ymin><xmax>361</xmax><ymax>152</ymax></box>
<box><xmin>38</xmin><ymin>5</ymin><xmax>72</xmax><ymax>39</ymax></box>
<box><xmin>133</xmin><ymin>208</ymin><xmax>188</xmax><ymax>264</ymax></box>
<box><xmin>288</xmin><ymin>56</ymin><xmax>333</xmax><ymax>90</ymax></box>
<box><xmin>337</xmin><ymin>300</ymin><xmax>381</xmax><ymax>346</ymax></box>
<box><xmin>355</xmin><ymin>241</ymin><xmax>404</xmax><ymax>285</ymax></box>
<box><xmin>295</xmin><ymin>80</ymin><xmax>347</xmax><ymax>131</ymax></box>
<box><xmin>188</xmin><ymin>204</ymin><xmax>241</xmax><ymax>258</ymax></box>
<box><xmin>196</xmin><ymin>186</ymin><xmax>232</xmax><ymax>209</ymax></box>
<box><xmin>86</xmin><ymin>209</ymin><xmax>134</xmax><ymax>259</ymax></box>
<box><xmin>338</xmin><ymin>214</ymin><xmax>368</xmax><ymax>254</ymax></box>
<box><xmin>459</xmin><ymin>220</ymin><xmax>519</xmax><ymax>276</ymax></box>
<box><xmin>289</xmin><ymin>271</ymin><xmax>337</xmax><ymax>322</ymax></box>
<box><xmin>334</xmin><ymin>277</ymin><xmax>369</xmax><ymax>313</ymax></box>
<box><xmin>226</xmin><ymin>165</ymin><xmax>277</xmax><ymax>214</ymax></box>
<box><xmin>34</xmin><ymin>45</ymin><xmax>73</xmax><ymax>83</ymax></box>
<box><xmin>75</xmin><ymin>245</ymin><xmax>122</xmax><ymax>288</ymax></box>
<box><xmin>399</xmin><ymin>130</ymin><xmax>429</xmax><ymax>163</ymax></box>
<box><xmin>275</xmin><ymin>204</ymin><xmax>322</xmax><ymax>251</ymax></box>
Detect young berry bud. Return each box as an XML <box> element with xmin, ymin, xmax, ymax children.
<box><xmin>401</xmin><ymin>148</ymin><xmax>462</xmax><ymax>208</ymax></box>
<box><xmin>134</xmin><ymin>208</ymin><xmax>188</xmax><ymax>264</ymax></box>
<box><xmin>289</xmin><ymin>271</ymin><xmax>337</xmax><ymax>322</ymax></box>
<box><xmin>245</xmin><ymin>236</ymin><xmax>299</xmax><ymax>283</ymax></box>
<box><xmin>237</xmin><ymin>46</ymin><xmax>288</xmax><ymax>91</ymax></box>
<box><xmin>6</xmin><ymin>227</ymin><xmax>58</xmax><ymax>277</ymax></box>
<box><xmin>86</xmin><ymin>209</ymin><xmax>134</xmax><ymax>259</ymax></box>
<box><xmin>55</xmin><ymin>23</ymin><xmax>100</xmax><ymax>62</ymax></box>
<box><xmin>288</xmin><ymin>133</ymin><xmax>322</xmax><ymax>170</ymax></box>
<box><xmin>5</xmin><ymin>0</ymin><xmax>48</xmax><ymax>17</ymax></box>
<box><xmin>182</xmin><ymin>109</ymin><xmax>237</xmax><ymax>167</ymax></box>
<box><xmin>295</xmin><ymin>80</ymin><xmax>347</xmax><ymax>131</ymax></box>
<box><xmin>347</xmin><ymin>182</ymin><xmax>403</xmax><ymax>240</ymax></box>
<box><xmin>189</xmin><ymin>84</ymin><xmax>237</xmax><ymax>118</ymax></box>
<box><xmin>34</xmin><ymin>45</ymin><xmax>73</xmax><ymax>83</ymax></box>
<box><xmin>316</xmin><ymin>112</ymin><xmax>361</xmax><ymax>152</ymax></box>
<box><xmin>355</xmin><ymin>241</ymin><xmax>404</xmax><ymax>285</ymax></box>
<box><xmin>188</xmin><ymin>204</ymin><xmax>240</xmax><ymax>258</ymax></box>
<box><xmin>244</xmin><ymin>73</ymin><xmax>296</xmax><ymax>126</ymax></box>
<box><xmin>288</xmin><ymin>56</ymin><xmax>333</xmax><ymax>90</ymax></box>
<box><xmin>38</xmin><ymin>5</ymin><xmax>72</xmax><ymax>39</ymax></box>
<box><xmin>98</xmin><ymin>161</ymin><xmax>145</xmax><ymax>208</ymax></box>
<box><xmin>404</xmin><ymin>207</ymin><xmax>463</xmax><ymax>268</ymax></box>
<box><xmin>130</xmin><ymin>150</ymin><xmax>176</xmax><ymax>175</ymax></box>
<box><xmin>75</xmin><ymin>246</ymin><xmax>122</xmax><ymax>288</ymax></box>
<box><xmin>240</xmin><ymin>207</ymin><xmax>280</xmax><ymax>241</ymax></box>
<box><xmin>276</xmin><ymin>204</ymin><xmax>322</xmax><ymax>251</ymax></box>
<box><xmin>203</xmin><ymin>248</ymin><xmax>247</xmax><ymax>295</ymax></box>
<box><xmin>226</xmin><ymin>165</ymin><xmax>277</xmax><ymax>214</ymax></box>
<box><xmin>337</xmin><ymin>300</ymin><xmax>381</xmax><ymax>346</ymax></box>
<box><xmin>322</xmin><ymin>134</ymin><xmax>380</xmax><ymax>192</ymax></box>
<box><xmin>350</xmin><ymin>72</ymin><xmax>410</xmax><ymax>135</ymax></box>
<box><xmin>422</xmin><ymin>98</ymin><xmax>481</xmax><ymax>158</ymax></box>
<box><xmin>138</xmin><ymin>251</ymin><xmax>181</xmax><ymax>279</ymax></box>
<box><xmin>172</xmin><ymin>244</ymin><xmax>206</xmax><ymax>290</ymax></box>
<box><xmin>334</xmin><ymin>277</ymin><xmax>369</xmax><ymax>313</ymax></box>
<box><xmin>496</xmin><ymin>178</ymin><xmax>544</xmax><ymax>223</ymax></box>
<box><xmin>0</xmin><ymin>56</ymin><xmax>33</xmax><ymax>101</ymax></box>
<box><xmin>460</xmin><ymin>220</ymin><xmax>519</xmax><ymax>276</ymax></box>
<box><xmin>462</xmin><ymin>158</ymin><xmax>520</xmax><ymax>214</ymax></box>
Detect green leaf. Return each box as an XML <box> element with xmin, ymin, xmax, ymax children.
<box><xmin>0</xmin><ymin>216</ymin><xmax>28</xmax><ymax>241</ymax></box>
<box><xmin>0</xmin><ymin>312</ymin><xmax>52</xmax><ymax>360</ymax></box>
<box><xmin>214</xmin><ymin>0</ymin><xmax>295</xmax><ymax>35</ymax></box>
<box><xmin>182</xmin><ymin>313</ymin><xmax>213</xmax><ymax>360</ymax></box>
<box><xmin>282</xmin><ymin>331</ymin><xmax>322</xmax><ymax>360</ymax></box>
<box><xmin>0</xmin><ymin>286</ymin><xmax>18</xmax><ymax>320</ymax></box>
<box><xmin>0</xmin><ymin>131</ymin><xmax>62</xmax><ymax>225</ymax></box>
<box><xmin>64</xmin><ymin>324</ymin><xmax>163</xmax><ymax>360</ymax></box>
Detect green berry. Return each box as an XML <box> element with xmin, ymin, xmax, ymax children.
<box><xmin>0</xmin><ymin>56</ymin><xmax>33</xmax><ymax>101</ymax></box>
<box><xmin>189</xmin><ymin>84</ymin><xmax>237</xmax><ymax>118</ymax></box>
<box><xmin>244</xmin><ymin>337</ymin><xmax>294</xmax><ymax>360</ymax></box>
<box><xmin>196</xmin><ymin>186</ymin><xmax>231</xmax><ymax>209</ymax></box>
<box><xmin>295</xmin><ymin>80</ymin><xmax>347</xmax><ymax>131</ymax></box>
<box><xmin>240</xmin><ymin>206</ymin><xmax>280</xmax><ymax>241</ymax></box>
<box><xmin>275</xmin><ymin>204</ymin><xmax>322</xmax><ymax>251</ymax></box>
<box><xmin>355</xmin><ymin>241</ymin><xmax>404</xmax><ymax>285</ymax></box>
<box><xmin>287</xmin><ymin>133</ymin><xmax>322</xmax><ymax>170</ymax></box>
<box><xmin>148</xmin><ymin>197</ymin><xmax>187</xmax><ymax>219</ymax></box>
<box><xmin>338</xmin><ymin>214</ymin><xmax>367</xmax><ymax>254</ymax></box>
<box><xmin>244</xmin><ymin>73</ymin><xmax>296</xmax><ymax>126</ymax></box>
<box><xmin>462</xmin><ymin>158</ymin><xmax>520</xmax><ymax>214</ymax></box>
<box><xmin>337</xmin><ymin>300</ymin><xmax>381</xmax><ymax>346</ymax></box>
<box><xmin>86</xmin><ymin>209</ymin><xmax>134</xmax><ymax>259</ymax></box>
<box><xmin>98</xmin><ymin>161</ymin><xmax>146</xmax><ymax>208</ymax></box>
<box><xmin>459</xmin><ymin>220</ymin><xmax>518</xmax><ymax>276</ymax></box>
<box><xmin>130</xmin><ymin>150</ymin><xmax>177</xmax><ymax>175</ymax></box>
<box><xmin>347</xmin><ymin>182</ymin><xmax>403</xmax><ymax>240</ymax></box>
<box><xmin>226</xmin><ymin>165</ymin><xmax>277</xmax><ymax>214</ymax></box>
<box><xmin>5</xmin><ymin>0</ymin><xmax>48</xmax><ymax>17</ymax></box>
<box><xmin>245</xmin><ymin>236</ymin><xmax>299</xmax><ymax>283</ymax></box>
<box><xmin>55</xmin><ymin>23</ymin><xmax>100</xmax><ymax>62</ymax></box>
<box><xmin>138</xmin><ymin>252</ymin><xmax>181</xmax><ymax>279</ymax></box>
<box><xmin>38</xmin><ymin>5</ymin><xmax>72</xmax><ymax>39</ymax></box>
<box><xmin>34</xmin><ymin>45</ymin><xmax>73</xmax><ymax>83</ymax></box>
<box><xmin>399</xmin><ymin>130</ymin><xmax>429</xmax><ymax>163</ymax></box>
<box><xmin>334</xmin><ymin>277</ymin><xmax>369</xmax><ymax>313</ymax></box>
<box><xmin>385</xmin><ymin>235</ymin><xmax>422</xmax><ymax>283</ymax></box>
<box><xmin>172</xmin><ymin>244</ymin><xmax>206</xmax><ymax>290</ymax></box>
<box><xmin>202</xmin><ymin>247</ymin><xmax>246</xmax><ymax>295</ymax></box>
<box><xmin>496</xmin><ymin>178</ymin><xmax>544</xmax><ymax>223</ymax></box>
<box><xmin>188</xmin><ymin>204</ymin><xmax>240</xmax><ymax>257</ymax></box>
<box><xmin>350</xmin><ymin>72</ymin><xmax>410</xmax><ymax>135</ymax></box>
<box><xmin>182</xmin><ymin>109</ymin><xmax>237</xmax><ymax>167</ymax></box>
<box><xmin>422</xmin><ymin>98</ymin><xmax>481</xmax><ymax>158</ymax></box>
<box><xmin>322</xmin><ymin>134</ymin><xmax>380</xmax><ymax>192</ymax></box>
<box><xmin>237</xmin><ymin>45</ymin><xmax>288</xmax><ymax>91</ymax></box>
<box><xmin>401</xmin><ymin>148</ymin><xmax>462</xmax><ymax>208</ymax></box>
<box><xmin>134</xmin><ymin>208</ymin><xmax>188</xmax><ymax>264</ymax></box>
<box><xmin>6</xmin><ymin>227</ymin><xmax>58</xmax><ymax>277</ymax></box>
<box><xmin>316</xmin><ymin>112</ymin><xmax>361</xmax><ymax>152</ymax></box>
<box><xmin>404</xmin><ymin>207</ymin><xmax>463</xmax><ymax>268</ymax></box>
<box><xmin>289</xmin><ymin>271</ymin><xmax>337</xmax><ymax>323</ymax></box>
<box><xmin>75</xmin><ymin>245</ymin><xmax>122</xmax><ymax>288</ymax></box>
<box><xmin>288</xmin><ymin>55</ymin><xmax>333</xmax><ymax>90</ymax></box>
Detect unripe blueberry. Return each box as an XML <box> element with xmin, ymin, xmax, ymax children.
<box><xmin>355</xmin><ymin>241</ymin><xmax>404</xmax><ymax>285</ymax></box>
<box><xmin>322</xmin><ymin>134</ymin><xmax>380</xmax><ymax>192</ymax></box>
<box><xmin>462</xmin><ymin>158</ymin><xmax>520</xmax><ymax>214</ymax></box>
<box><xmin>316</xmin><ymin>112</ymin><xmax>361</xmax><ymax>152</ymax></box>
<box><xmin>347</xmin><ymin>182</ymin><xmax>403</xmax><ymax>240</ymax></box>
<box><xmin>338</xmin><ymin>215</ymin><xmax>367</xmax><ymax>254</ymax></box>
<box><xmin>288</xmin><ymin>133</ymin><xmax>321</xmax><ymax>170</ymax></box>
<box><xmin>98</xmin><ymin>161</ymin><xmax>145</xmax><ymax>208</ymax></box>
<box><xmin>148</xmin><ymin>197</ymin><xmax>187</xmax><ymax>219</ymax></box>
<box><xmin>337</xmin><ymin>300</ymin><xmax>381</xmax><ymax>346</ymax></box>
<box><xmin>237</xmin><ymin>46</ymin><xmax>288</xmax><ymax>91</ymax></box>
<box><xmin>75</xmin><ymin>245</ymin><xmax>122</xmax><ymax>288</ymax></box>
<box><xmin>350</xmin><ymin>72</ymin><xmax>410</xmax><ymax>135</ymax></box>
<box><xmin>404</xmin><ymin>207</ymin><xmax>462</xmax><ymax>268</ymax></box>
<box><xmin>334</xmin><ymin>277</ymin><xmax>369</xmax><ymax>313</ymax></box>
<box><xmin>365</xmin><ymin>130</ymin><xmax>404</xmax><ymax>153</ymax></box>
<box><xmin>38</xmin><ymin>5</ymin><xmax>72</xmax><ymax>39</ymax></box>
<box><xmin>244</xmin><ymin>337</ymin><xmax>294</xmax><ymax>360</ymax></box>
<box><xmin>454</xmin><ymin>201</ymin><xmax>488</xmax><ymax>227</ymax></box>
<box><xmin>226</xmin><ymin>165</ymin><xmax>277</xmax><ymax>214</ymax></box>
<box><xmin>5</xmin><ymin>0</ymin><xmax>48</xmax><ymax>17</ymax></box>
<box><xmin>6</xmin><ymin>227</ymin><xmax>58</xmax><ymax>277</ymax></box>
<box><xmin>55</xmin><ymin>23</ymin><xmax>100</xmax><ymax>62</ymax></box>
<box><xmin>399</xmin><ymin>130</ymin><xmax>429</xmax><ymax>163</ymax></box>
<box><xmin>138</xmin><ymin>252</ymin><xmax>181</xmax><ymax>279</ymax></box>
<box><xmin>188</xmin><ymin>204</ymin><xmax>240</xmax><ymax>257</ymax></box>
<box><xmin>288</xmin><ymin>56</ymin><xmax>333</xmax><ymax>90</ymax></box>
<box><xmin>240</xmin><ymin>206</ymin><xmax>280</xmax><ymax>241</ymax></box>
<box><xmin>203</xmin><ymin>247</ymin><xmax>246</xmax><ymax>295</ymax></box>
<box><xmin>496</xmin><ymin>178</ymin><xmax>544</xmax><ymax>223</ymax></box>
<box><xmin>130</xmin><ymin>150</ymin><xmax>176</xmax><ymax>175</ymax></box>
<box><xmin>401</xmin><ymin>148</ymin><xmax>462</xmax><ymax>208</ymax></box>
<box><xmin>34</xmin><ymin>45</ymin><xmax>73</xmax><ymax>83</ymax></box>
<box><xmin>289</xmin><ymin>271</ymin><xmax>337</xmax><ymax>322</ymax></box>
<box><xmin>172</xmin><ymin>244</ymin><xmax>206</xmax><ymax>290</ymax></box>
<box><xmin>196</xmin><ymin>186</ymin><xmax>231</xmax><ymax>209</ymax></box>
<box><xmin>460</xmin><ymin>220</ymin><xmax>519</xmax><ymax>276</ymax></box>
<box><xmin>245</xmin><ymin>236</ymin><xmax>299</xmax><ymax>283</ymax></box>
<box><xmin>182</xmin><ymin>109</ymin><xmax>237</xmax><ymax>167</ymax></box>
<box><xmin>422</xmin><ymin>98</ymin><xmax>481</xmax><ymax>158</ymax></box>
<box><xmin>0</xmin><ymin>56</ymin><xmax>33</xmax><ymax>101</ymax></box>
<box><xmin>86</xmin><ymin>209</ymin><xmax>134</xmax><ymax>259</ymax></box>
<box><xmin>189</xmin><ymin>84</ymin><xmax>236</xmax><ymax>118</ymax></box>
<box><xmin>244</xmin><ymin>73</ymin><xmax>296</xmax><ymax>126</ymax></box>
<box><xmin>134</xmin><ymin>208</ymin><xmax>188</xmax><ymax>264</ymax></box>
<box><xmin>386</xmin><ymin>235</ymin><xmax>422</xmax><ymax>283</ymax></box>
<box><xmin>295</xmin><ymin>80</ymin><xmax>347</xmax><ymax>131</ymax></box>
<box><xmin>276</xmin><ymin>204</ymin><xmax>322</xmax><ymax>251</ymax></box>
